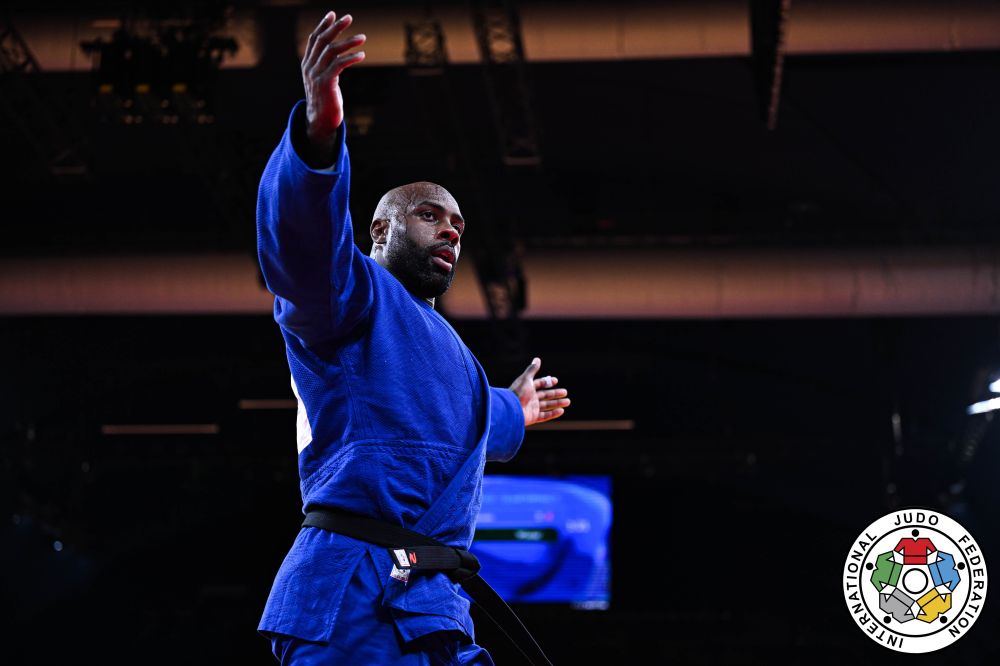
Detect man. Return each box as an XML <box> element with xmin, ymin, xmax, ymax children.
<box><xmin>255</xmin><ymin>11</ymin><xmax>570</xmax><ymax>664</ymax></box>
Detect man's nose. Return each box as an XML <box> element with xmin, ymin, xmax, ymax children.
<box><xmin>437</xmin><ymin>225</ymin><xmax>459</xmax><ymax>245</ymax></box>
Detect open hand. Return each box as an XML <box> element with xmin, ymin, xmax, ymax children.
<box><xmin>302</xmin><ymin>12</ymin><xmax>366</xmax><ymax>149</ymax></box>
<box><xmin>509</xmin><ymin>358</ymin><xmax>571</xmax><ymax>427</ymax></box>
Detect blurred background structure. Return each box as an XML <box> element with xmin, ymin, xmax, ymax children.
<box><xmin>3</xmin><ymin>0</ymin><xmax>1000</xmax><ymax>663</ymax></box>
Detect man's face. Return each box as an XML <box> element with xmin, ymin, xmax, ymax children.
<box><xmin>382</xmin><ymin>185</ymin><xmax>465</xmax><ymax>300</ymax></box>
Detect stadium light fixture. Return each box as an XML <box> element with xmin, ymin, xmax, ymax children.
<box><xmin>967</xmin><ymin>378</ymin><xmax>1000</xmax><ymax>414</ymax></box>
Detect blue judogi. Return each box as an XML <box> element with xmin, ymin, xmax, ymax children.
<box><xmin>255</xmin><ymin>102</ymin><xmax>525</xmax><ymax>661</ymax></box>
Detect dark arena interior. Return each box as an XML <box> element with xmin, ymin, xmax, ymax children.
<box><xmin>3</xmin><ymin>1</ymin><xmax>1000</xmax><ymax>664</ymax></box>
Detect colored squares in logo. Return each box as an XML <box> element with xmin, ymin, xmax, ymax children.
<box><xmin>894</xmin><ymin>536</ymin><xmax>937</xmax><ymax>565</ymax></box>
<box><xmin>880</xmin><ymin>588</ymin><xmax>920</xmax><ymax>624</ymax></box>
<box><xmin>871</xmin><ymin>551</ymin><xmax>902</xmax><ymax>592</ymax></box>
<box><xmin>844</xmin><ymin>510</ymin><xmax>987</xmax><ymax>653</ymax></box>
<box><xmin>915</xmin><ymin>587</ymin><xmax>952</xmax><ymax>623</ymax></box>
<box><xmin>928</xmin><ymin>551</ymin><xmax>961</xmax><ymax>592</ymax></box>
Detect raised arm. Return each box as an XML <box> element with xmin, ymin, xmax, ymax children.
<box><xmin>300</xmin><ymin>12</ymin><xmax>366</xmax><ymax>168</ymax></box>
<box><xmin>256</xmin><ymin>12</ymin><xmax>368</xmax><ymax>347</ymax></box>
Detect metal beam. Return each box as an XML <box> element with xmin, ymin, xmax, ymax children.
<box><xmin>470</xmin><ymin>0</ymin><xmax>541</xmax><ymax>167</ymax></box>
<box><xmin>15</xmin><ymin>2</ymin><xmax>1000</xmax><ymax>73</ymax></box>
<box><xmin>403</xmin><ymin>13</ymin><xmax>528</xmax><ymax>358</ymax></box>
<box><xmin>750</xmin><ymin>0</ymin><xmax>792</xmax><ymax>131</ymax></box>
<box><xmin>0</xmin><ymin>18</ymin><xmax>89</xmax><ymax>178</ymax></box>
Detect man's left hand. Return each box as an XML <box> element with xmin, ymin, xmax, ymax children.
<box><xmin>509</xmin><ymin>357</ymin><xmax>570</xmax><ymax>427</ymax></box>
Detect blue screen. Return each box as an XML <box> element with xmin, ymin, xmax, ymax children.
<box><xmin>470</xmin><ymin>475</ymin><xmax>611</xmax><ymax>609</ymax></box>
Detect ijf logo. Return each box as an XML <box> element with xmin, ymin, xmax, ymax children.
<box><xmin>843</xmin><ymin>509</ymin><xmax>987</xmax><ymax>653</ymax></box>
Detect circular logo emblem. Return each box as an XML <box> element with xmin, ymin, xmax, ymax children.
<box><xmin>843</xmin><ymin>509</ymin><xmax>987</xmax><ymax>653</ymax></box>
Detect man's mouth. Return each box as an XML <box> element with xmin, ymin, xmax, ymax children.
<box><xmin>430</xmin><ymin>247</ymin><xmax>456</xmax><ymax>273</ymax></box>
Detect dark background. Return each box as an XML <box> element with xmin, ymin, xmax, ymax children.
<box><xmin>3</xmin><ymin>1</ymin><xmax>1000</xmax><ymax>664</ymax></box>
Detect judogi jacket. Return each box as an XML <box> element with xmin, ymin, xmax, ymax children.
<box><xmin>256</xmin><ymin>102</ymin><xmax>525</xmax><ymax>644</ymax></box>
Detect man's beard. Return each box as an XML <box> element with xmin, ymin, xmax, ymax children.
<box><xmin>385</xmin><ymin>233</ymin><xmax>456</xmax><ymax>300</ymax></box>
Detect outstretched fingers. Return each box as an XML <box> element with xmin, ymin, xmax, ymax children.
<box><xmin>305</xmin><ymin>12</ymin><xmax>336</xmax><ymax>63</ymax></box>
<box><xmin>314</xmin><ymin>35</ymin><xmax>367</xmax><ymax>77</ymax></box>
<box><xmin>305</xmin><ymin>13</ymin><xmax>363</xmax><ymax>72</ymax></box>
<box><xmin>536</xmin><ymin>376</ymin><xmax>569</xmax><ymax>420</ymax></box>
<box><xmin>539</xmin><ymin>379</ymin><xmax>570</xmax><ymax>404</ymax></box>
<box><xmin>537</xmin><ymin>407</ymin><xmax>566</xmax><ymax>422</ymax></box>
<box><xmin>537</xmin><ymin>385</ymin><xmax>569</xmax><ymax>412</ymax></box>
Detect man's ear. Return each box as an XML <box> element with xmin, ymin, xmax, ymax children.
<box><xmin>370</xmin><ymin>218</ymin><xmax>388</xmax><ymax>246</ymax></box>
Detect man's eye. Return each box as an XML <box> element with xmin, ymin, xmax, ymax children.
<box><xmin>420</xmin><ymin>211</ymin><xmax>436</xmax><ymax>221</ymax></box>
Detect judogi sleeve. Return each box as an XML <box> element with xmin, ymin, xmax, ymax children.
<box><xmin>256</xmin><ymin>101</ymin><xmax>373</xmax><ymax>347</ymax></box>
<box><xmin>486</xmin><ymin>387</ymin><xmax>525</xmax><ymax>462</ymax></box>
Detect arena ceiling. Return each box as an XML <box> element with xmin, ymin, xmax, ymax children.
<box><xmin>4</xmin><ymin>0</ymin><xmax>1000</xmax><ymax>258</ymax></box>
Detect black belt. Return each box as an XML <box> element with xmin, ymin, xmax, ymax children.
<box><xmin>303</xmin><ymin>507</ymin><xmax>554</xmax><ymax>666</ymax></box>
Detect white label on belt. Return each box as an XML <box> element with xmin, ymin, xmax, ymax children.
<box><xmin>390</xmin><ymin>564</ymin><xmax>410</xmax><ymax>584</ymax></box>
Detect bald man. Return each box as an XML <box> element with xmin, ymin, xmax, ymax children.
<box><xmin>369</xmin><ymin>182</ymin><xmax>464</xmax><ymax>303</ymax></box>
<box><xmin>255</xmin><ymin>11</ymin><xmax>568</xmax><ymax>665</ymax></box>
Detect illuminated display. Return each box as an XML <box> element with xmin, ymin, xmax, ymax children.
<box><xmin>471</xmin><ymin>475</ymin><xmax>612</xmax><ymax>609</ymax></box>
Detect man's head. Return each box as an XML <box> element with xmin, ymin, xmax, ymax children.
<box><xmin>370</xmin><ymin>181</ymin><xmax>465</xmax><ymax>304</ymax></box>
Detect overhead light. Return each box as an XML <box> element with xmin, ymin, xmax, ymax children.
<box><xmin>80</xmin><ymin>17</ymin><xmax>237</xmax><ymax>125</ymax></box>
<box><xmin>967</xmin><ymin>377</ymin><xmax>1000</xmax><ymax>414</ymax></box>
<box><xmin>967</xmin><ymin>398</ymin><xmax>1000</xmax><ymax>416</ymax></box>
